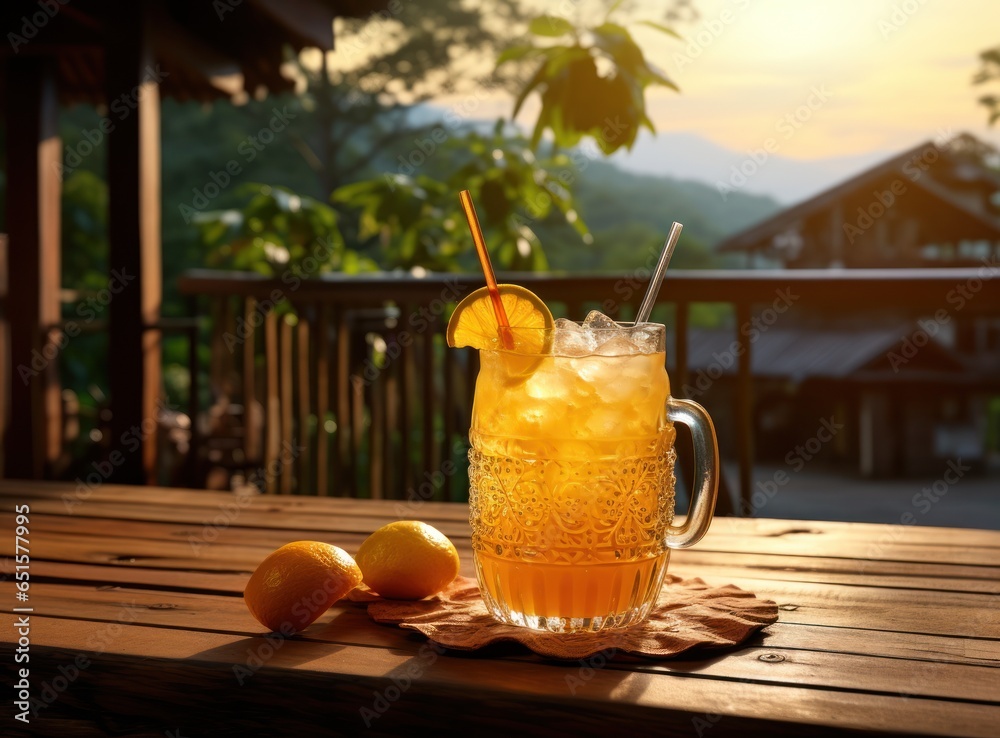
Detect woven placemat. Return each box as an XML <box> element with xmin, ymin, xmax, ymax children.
<box><xmin>350</xmin><ymin>575</ymin><xmax>778</xmax><ymax>660</ymax></box>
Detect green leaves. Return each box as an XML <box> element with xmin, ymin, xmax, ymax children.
<box><xmin>332</xmin><ymin>122</ymin><xmax>590</xmax><ymax>271</ymax></box>
<box><xmin>635</xmin><ymin>20</ymin><xmax>683</xmax><ymax>39</ymax></box>
<box><xmin>500</xmin><ymin>9</ymin><xmax>679</xmax><ymax>154</ymax></box>
<box><xmin>975</xmin><ymin>45</ymin><xmax>1000</xmax><ymax>126</ymax></box>
<box><xmin>195</xmin><ymin>185</ymin><xmax>371</xmax><ymax>276</ymax></box>
<box><xmin>529</xmin><ymin>15</ymin><xmax>574</xmax><ymax>38</ymax></box>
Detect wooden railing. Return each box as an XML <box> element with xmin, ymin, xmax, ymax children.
<box><xmin>178</xmin><ymin>267</ymin><xmax>1000</xmax><ymax>512</ymax></box>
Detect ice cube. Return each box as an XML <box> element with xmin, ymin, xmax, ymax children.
<box><xmin>583</xmin><ymin>310</ymin><xmax>626</xmax><ymax>353</ymax></box>
<box><xmin>553</xmin><ymin>317</ymin><xmax>596</xmax><ymax>356</ymax></box>
<box><xmin>628</xmin><ymin>324</ymin><xmax>662</xmax><ymax>354</ymax></box>
<box><xmin>583</xmin><ymin>310</ymin><xmax>619</xmax><ymax>331</ymax></box>
<box><xmin>594</xmin><ymin>335</ymin><xmax>639</xmax><ymax>356</ymax></box>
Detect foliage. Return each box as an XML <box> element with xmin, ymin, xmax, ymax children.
<box><xmin>974</xmin><ymin>45</ymin><xmax>1000</xmax><ymax>125</ymax></box>
<box><xmin>333</xmin><ymin>121</ymin><xmax>591</xmax><ymax>271</ymax></box>
<box><xmin>294</xmin><ymin>0</ymin><xmax>527</xmax><ymax>193</ymax></box>
<box><xmin>498</xmin><ymin>2</ymin><xmax>679</xmax><ymax>154</ymax></box>
<box><xmin>194</xmin><ymin>184</ymin><xmax>375</xmax><ymax>276</ymax></box>
<box><xmin>530</xmin><ymin>158</ymin><xmax>778</xmax><ymax>272</ymax></box>
<box><xmin>61</xmin><ymin>169</ymin><xmax>109</xmax><ymax>290</ymax></box>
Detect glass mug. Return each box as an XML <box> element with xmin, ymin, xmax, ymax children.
<box><xmin>468</xmin><ymin>323</ymin><xmax>719</xmax><ymax>632</ymax></box>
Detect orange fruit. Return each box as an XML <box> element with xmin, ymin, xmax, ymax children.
<box><xmin>244</xmin><ymin>541</ymin><xmax>362</xmax><ymax>633</ymax></box>
<box><xmin>446</xmin><ymin>284</ymin><xmax>554</xmax><ymax>354</ymax></box>
<box><xmin>354</xmin><ymin>521</ymin><xmax>460</xmax><ymax>600</ymax></box>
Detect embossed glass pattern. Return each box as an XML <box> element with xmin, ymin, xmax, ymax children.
<box><xmin>467</xmin><ymin>323</ymin><xmax>718</xmax><ymax>633</ymax></box>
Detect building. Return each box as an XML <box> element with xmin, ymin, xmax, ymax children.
<box><xmin>711</xmin><ymin>134</ymin><xmax>1000</xmax><ymax>477</ymax></box>
<box><xmin>717</xmin><ymin>133</ymin><xmax>1000</xmax><ymax>269</ymax></box>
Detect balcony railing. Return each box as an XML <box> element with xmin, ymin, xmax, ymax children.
<box><xmin>178</xmin><ymin>267</ymin><xmax>1000</xmax><ymax>513</ymax></box>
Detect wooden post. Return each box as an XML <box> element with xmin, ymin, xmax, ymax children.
<box><xmin>674</xmin><ymin>302</ymin><xmax>689</xmax><ymax>397</ymax></box>
<box><xmin>3</xmin><ymin>57</ymin><xmax>62</xmax><ymax>479</ymax></box>
<box><xmin>105</xmin><ymin>6</ymin><xmax>163</xmax><ymax>484</ymax></box>
<box><xmin>736</xmin><ymin>303</ymin><xmax>754</xmax><ymax>514</ymax></box>
<box><xmin>829</xmin><ymin>202</ymin><xmax>845</xmax><ymax>267</ymax></box>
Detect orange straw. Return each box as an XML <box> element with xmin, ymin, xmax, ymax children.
<box><xmin>459</xmin><ymin>190</ymin><xmax>515</xmax><ymax>350</ymax></box>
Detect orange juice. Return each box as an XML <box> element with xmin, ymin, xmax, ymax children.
<box><xmin>468</xmin><ymin>347</ymin><xmax>676</xmax><ymax>632</ymax></box>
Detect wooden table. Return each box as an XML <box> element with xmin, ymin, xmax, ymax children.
<box><xmin>1</xmin><ymin>481</ymin><xmax>999</xmax><ymax>737</ymax></box>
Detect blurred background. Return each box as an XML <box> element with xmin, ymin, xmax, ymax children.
<box><xmin>1</xmin><ymin>0</ymin><xmax>998</xmax><ymax>526</ymax></box>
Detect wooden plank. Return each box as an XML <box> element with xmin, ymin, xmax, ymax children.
<box><xmin>350</xmin><ymin>374</ymin><xmax>364</xmax><ymax>498</ymax></box>
<box><xmin>242</xmin><ymin>297</ymin><xmax>260</xmax><ymax>465</ymax></box>
<box><xmin>2</xmin><ymin>497</ymin><xmax>471</xmax><ymax>536</ymax></box>
<box><xmin>400</xmin><ymin>305</ymin><xmax>416</xmax><ymax>494</ymax></box>
<box><xmin>8</xmin><ymin>563</ymin><xmax>1000</xmax><ymax>672</ymax></box>
<box><xmin>263</xmin><ymin>310</ymin><xmax>279</xmax><ymax>494</ymax></box>
<box><xmin>10</xmin><ymin>516</ymin><xmax>1000</xmax><ymax>600</ymax></box>
<box><xmin>422</xmin><ymin>326</ymin><xmax>436</xmax><ymax>492</ymax></box>
<box><xmin>4</xmin><ymin>615</ymin><xmax>999</xmax><ymax>737</ymax></box>
<box><xmin>758</xmin><ymin>621</ymin><xmax>1000</xmax><ymax>666</ymax></box>
<box><xmin>334</xmin><ymin>308</ymin><xmax>351</xmax><ymax>495</ymax></box>
<box><xmin>5</xmin><ymin>483</ymin><xmax>1000</xmax><ymax>556</ymax></box>
<box><xmin>368</xmin><ymin>363</ymin><xmax>384</xmax><ymax>500</ymax></box>
<box><xmin>7</xmin><ymin>529</ymin><xmax>1000</xmax><ymax>640</ymax></box>
<box><xmin>296</xmin><ymin>310</ymin><xmax>311</xmax><ymax>493</ymax></box>
<box><xmin>22</xmin><ymin>581</ymin><xmax>1000</xmax><ymax>669</ymax></box>
<box><xmin>0</xmin><ymin>484</ymin><xmax>472</xmax><ymax>521</ymax></box>
<box><xmin>314</xmin><ymin>306</ymin><xmax>330</xmax><ymax>496</ymax></box>
<box><xmin>279</xmin><ymin>315</ymin><xmax>293</xmax><ymax>494</ymax></box>
<box><xmin>384</xmin><ymin>337</ymin><xmax>400</xmax><ymax>497</ymax></box>
<box><xmin>0</xmin><ymin>559</ymin><xmax>249</xmax><ymax>594</ymax></box>
<box><xmin>11</xmin><ymin>497</ymin><xmax>1000</xmax><ymax>568</ymax></box>
<box><xmin>16</xmin><ymin>509</ymin><xmax>1000</xmax><ymax>582</ymax></box>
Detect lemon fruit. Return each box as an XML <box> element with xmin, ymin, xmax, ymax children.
<box><xmin>244</xmin><ymin>541</ymin><xmax>362</xmax><ymax>633</ymax></box>
<box><xmin>355</xmin><ymin>521</ymin><xmax>460</xmax><ymax>600</ymax></box>
<box><xmin>446</xmin><ymin>284</ymin><xmax>554</xmax><ymax>354</ymax></box>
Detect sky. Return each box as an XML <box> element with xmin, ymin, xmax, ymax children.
<box><xmin>428</xmin><ymin>0</ymin><xmax>1000</xmax><ymax>162</ymax></box>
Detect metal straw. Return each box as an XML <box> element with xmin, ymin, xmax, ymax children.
<box><xmin>635</xmin><ymin>221</ymin><xmax>683</xmax><ymax>324</ymax></box>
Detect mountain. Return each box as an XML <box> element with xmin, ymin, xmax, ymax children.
<box><xmin>610</xmin><ymin>131</ymin><xmax>891</xmax><ymax>205</ymax></box>
<box><xmin>406</xmin><ymin>103</ymin><xmax>886</xmax><ymax>206</ymax></box>
<box><xmin>534</xmin><ymin>158</ymin><xmax>782</xmax><ymax>272</ymax></box>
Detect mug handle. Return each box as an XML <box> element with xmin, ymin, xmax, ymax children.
<box><xmin>665</xmin><ymin>397</ymin><xmax>720</xmax><ymax>549</ymax></box>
